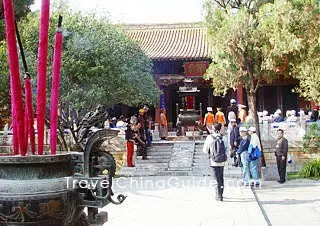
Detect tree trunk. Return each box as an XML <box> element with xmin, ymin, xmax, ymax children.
<box><xmin>246</xmin><ymin>89</ymin><xmax>266</xmax><ymax>167</ymax></box>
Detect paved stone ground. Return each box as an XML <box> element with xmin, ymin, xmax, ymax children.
<box><xmin>102</xmin><ymin>177</ymin><xmax>320</xmax><ymax>226</ymax></box>
<box><xmin>102</xmin><ymin>176</ymin><xmax>267</xmax><ymax>226</ymax></box>
<box><xmin>253</xmin><ymin>179</ymin><xmax>320</xmax><ymax>226</ymax></box>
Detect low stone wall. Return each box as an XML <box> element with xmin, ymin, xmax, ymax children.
<box><xmin>262</xmin><ymin>141</ymin><xmax>320</xmax><ymax>172</ymax></box>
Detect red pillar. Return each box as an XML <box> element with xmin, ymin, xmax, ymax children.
<box><xmin>311</xmin><ymin>101</ymin><xmax>318</xmax><ymax>109</ymax></box>
<box><xmin>155</xmin><ymin>107</ymin><xmax>160</xmax><ymax>124</ymax></box>
<box><xmin>237</xmin><ymin>82</ymin><xmax>244</xmax><ymax>104</ymax></box>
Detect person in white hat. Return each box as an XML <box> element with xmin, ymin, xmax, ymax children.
<box><xmin>238</xmin><ymin>104</ymin><xmax>247</xmax><ymax>123</ymax></box>
<box><xmin>204</xmin><ymin>107</ymin><xmax>215</xmax><ymax>134</ymax></box>
<box><xmin>227</xmin><ymin>99</ymin><xmax>238</xmax><ymax>124</ymax></box>
<box><xmin>237</xmin><ymin>127</ymin><xmax>251</xmax><ymax>186</ymax></box>
<box><xmin>286</xmin><ymin>110</ymin><xmax>299</xmax><ymax>122</ymax></box>
<box><xmin>274</xmin><ymin>109</ymin><xmax>284</xmax><ymax>122</ymax></box>
<box><xmin>248</xmin><ymin>127</ymin><xmax>262</xmax><ymax>185</ymax></box>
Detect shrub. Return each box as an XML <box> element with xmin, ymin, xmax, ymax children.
<box><xmin>303</xmin><ymin>123</ymin><xmax>320</xmax><ymax>151</ymax></box>
<box><xmin>298</xmin><ymin>158</ymin><xmax>320</xmax><ymax>178</ymax></box>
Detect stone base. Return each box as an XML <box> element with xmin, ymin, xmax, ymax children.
<box><xmin>261</xmin><ymin>165</ymin><xmax>279</xmax><ymax>181</ymax></box>
<box><xmin>167</xmin><ymin>136</ymin><xmax>205</xmax><ymax>141</ymax></box>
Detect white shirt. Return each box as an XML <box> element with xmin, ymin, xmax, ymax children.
<box><xmin>203</xmin><ymin>133</ymin><xmax>226</xmax><ymax>167</ymax></box>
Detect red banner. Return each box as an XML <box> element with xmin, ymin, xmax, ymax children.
<box><xmin>184</xmin><ymin>61</ymin><xmax>209</xmax><ymax>77</ymax></box>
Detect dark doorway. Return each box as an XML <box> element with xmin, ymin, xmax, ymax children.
<box><xmin>282</xmin><ymin>85</ymin><xmax>298</xmax><ymax>114</ymax></box>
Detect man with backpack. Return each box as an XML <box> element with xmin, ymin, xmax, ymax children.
<box><xmin>203</xmin><ymin>123</ymin><xmax>227</xmax><ymax>201</ymax></box>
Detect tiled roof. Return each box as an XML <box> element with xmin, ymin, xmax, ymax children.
<box><xmin>124</xmin><ymin>23</ymin><xmax>211</xmax><ymax>60</ymax></box>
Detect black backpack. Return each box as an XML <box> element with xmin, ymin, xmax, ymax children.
<box><xmin>211</xmin><ymin>135</ymin><xmax>227</xmax><ymax>163</ymax></box>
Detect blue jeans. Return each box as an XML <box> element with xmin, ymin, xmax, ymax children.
<box><xmin>250</xmin><ymin>158</ymin><xmax>260</xmax><ymax>182</ymax></box>
<box><xmin>240</xmin><ymin>151</ymin><xmax>250</xmax><ymax>184</ymax></box>
<box><xmin>240</xmin><ymin>151</ymin><xmax>260</xmax><ymax>184</ymax></box>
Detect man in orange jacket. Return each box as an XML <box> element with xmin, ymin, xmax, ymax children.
<box><xmin>204</xmin><ymin>107</ymin><xmax>215</xmax><ymax>134</ymax></box>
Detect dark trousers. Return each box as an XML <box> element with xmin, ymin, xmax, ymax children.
<box><xmin>137</xmin><ymin>142</ymin><xmax>147</xmax><ymax>159</ymax></box>
<box><xmin>213</xmin><ymin>166</ymin><xmax>224</xmax><ymax>199</ymax></box>
<box><xmin>276</xmin><ymin>155</ymin><xmax>287</xmax><ymax>182</ymax></box>
<box><xmin>145</xmin><ymin>129</ymin><xmax>151</xmax><ymax>145</ymax></box>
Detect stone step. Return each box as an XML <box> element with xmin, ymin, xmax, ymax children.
<box><xmin>146</xmin><ymin>152</ymin><xmax>173</xmax><ymax>156</ymax></box>
<box><xmin>192</xmin><ymin>163</ymin><xmax>210</xmax><ymax>167</ymax></box>
<box><xmin>193</xmin><ymin>153</ymin><xmax>208</xmax><ymax>157</ymax></box>
<box><xmin>120</xmin><ymin>166</ymin><xmax>168</xmax><ymax>172</ymax></box>
<box><xmin>150</xmin><ymin>144</ymin><xmax>174</xmax><ymax>148</ymax></box>
<box><xmin>193</xmin><ymin>160</ymin><xmax>210</xmax><ymax>164</ymax></box>
<box><xmin>118</xmin><ymin>170</ymin><xmax>196</xmax><ymax>177</ymax></box>
<box><xmin>143</xmin><ymin>155</ymin><xmax>171</xmax><ymax>160</ymax></box>
<box><xmin>131</xmin><ymin>163</ymin><xmax>169</xmax><ymax>168</ymax></box>
<box><xmin>147</xmin><ymin>149</ymin><xmax>173</xmax><ymax>152</ymax></box>
<box><xmin>168</xmin><ymin>167</ymin><xmax>192</xmax><ymax>171</ymax></box>
<box><xmin>118</xmin><ymin>169</ymin><xmax>243</xmax><ymax>178</ymax></box>
<box><xmin>136</xmin><ymin>159</ymin><xmax>170</xmax><ymax>164</ymax></box>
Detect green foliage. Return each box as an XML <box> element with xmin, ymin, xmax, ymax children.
<box><xmin>204</xmin><ymin>0</ymin><xmax>320</xmax><ymax>125</ymax></box>
<box><xmin>303</xmin><ymin>123</ymin><xmax>320</xmax><ymax>150</ymax></box>
<box><xmin>0</xmin><ymin>41</ymin><xmax>10</xmax><ymax>119</ymax></box>
<box><xmin>0</xmin><ymin>0</ymin><xmax>35</xmax><ymax>118</ymax></box>
<box><xmin>2</xmin><ymin>10</ymin><xmax>160</xmax><ymax>116</ymax></box>
<box><xmin>298</xmin><ymin>157</ymin><xmax>320</xmax><ymax>178</ymax></box>
<box><xmin>204</xmin><ymin>0</ymin><xmax>320</xmax><ymax>96</ymax></box>
<box><xmin>0</xmin><ymin>0</ymin><xmax>35</xmax><ymax>40</ymax></box>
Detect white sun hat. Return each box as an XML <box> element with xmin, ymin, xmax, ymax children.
<box><xmin>239</xmin><ymin>127</ymin><xmax>247</xmax><ymax>132</ymax></box>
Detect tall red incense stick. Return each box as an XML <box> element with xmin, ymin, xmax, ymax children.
<box><xmin>50</xmin><ymin>16</ymin><xmax>63</xmax><ymax>155</ymax></box>
<box><xmin>10</xmin><ymin>101</ymin><xmax>19</xmax><ymax>155</ymax></box>
<box><xmin>16</xmin><ymin>20</ymin><xmax>35</xmax><ymax>155</ymax></box>
<box><xmin>36</xmin><ymin>0</ymin><xmax>51</xmax><ymax>155</ymax></box>
<box><xmin>25</xmin><ymin>77</ymin><xmax>36</xmax><ymax>154</ymax></box>
<box><xmin>3</xmin><ymin>0</ymin><xmax>26</xmax><ymax>155</ymax></box>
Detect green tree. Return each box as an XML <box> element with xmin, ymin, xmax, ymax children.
<box><xmin>18</xmin><ymin>11</ymin><xmax>160</xmax><ymax>111</ymax></box>
<box><xmin>204</xmin><ymin>0</ymin><xmax>320</xmax><ymax>130</ymax></box>
<box><xmin>204</xmin><ymin>0</ymin><xmax>320</xmax><ymax>165</ymax></box>
<box><xmin>0</xmin><ymin>0</ymin><xmax>34</xmax><ymax>124</ymax></box>
<box><xmin>0</xmin><ymin>41</ymin><xmax>10</xmax><ymax>123</ymax></box>
<box><xmin>0</xmin><ymin>0</ymin><xmax>34</xmax><ymax>40</ymax></box>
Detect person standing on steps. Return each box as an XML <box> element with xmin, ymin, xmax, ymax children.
<box><xmin>159</xmin><ymin>108</ymin><xmax>168</xmax><ymax>140</ymax></box>
<box><xmin>143</xmin><ymin>105</ymin><xmax>152</xmax><ymax>146</ymax></box>
<box><xmin>215</xmin><ymin>107</ymin><xmax>226</xmax><ymax>134</ymax></box>
<box><xmin>125</xmin><ymin>121</ymin><xmax>135</xmax><ymax>167</ymax></box>
<box><xmin>275</xmin><ymin>128</ymin><xmax>288</xmax><ymax>184</ymax></box>
<box><xmin>204</xmin><ymin>107</ymin><xmax>215</xmax><ymax>134</ymax></box>
<box><xmin>135</xmin><ymin>122</ymin><xmax>148</xmax><ymax>160</ymax></box>
<box><xmin>203</xmin><ymin>123</ymin><xmax>227</xmax><ymax>201</ymax></box>
<box><xmin>229</xmin><ymin>119</ymin><xmax>240</xmax><ymax>167</ymax></box>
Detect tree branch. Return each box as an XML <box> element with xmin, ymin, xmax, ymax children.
<box><xmin>254</xmin><ymin>80</ymin><xmax>261</xmax><ymax>93</ymax></box>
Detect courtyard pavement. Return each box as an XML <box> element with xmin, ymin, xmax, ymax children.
<box><xmin>101</xmin><ymin>176</ymin><xmax>320</xmax><ymax>226</ymax></box>
<box><xmin>254</xmin><ymin>179</ymin><xmax>320</xmax><ymax>226</ymax></box>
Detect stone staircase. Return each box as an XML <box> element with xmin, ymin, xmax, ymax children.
<box><xmin>118</xmin><ymin>139</ymin><xmax>242</xmax><ymax>178</ymax></box>
<box><xmin>191</xmin><ymin>142</ymin><xmax>242</xmax><ymax>178</ymax></box>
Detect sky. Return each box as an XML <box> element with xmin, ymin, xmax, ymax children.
<box><xmin>31</xmin><ymin>0</ymin><xmax>205</xmax><ymax>24</ymax></box>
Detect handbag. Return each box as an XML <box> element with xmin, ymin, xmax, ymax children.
<box><xmin>287</xmin><ymin>154</ymin><xmax>293</xmax><ymax>164</ymax></box>
<box><xmin>248</xmin><ymin>144</ymin><xmax>262</xmax><ymax>162</ymax></box>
